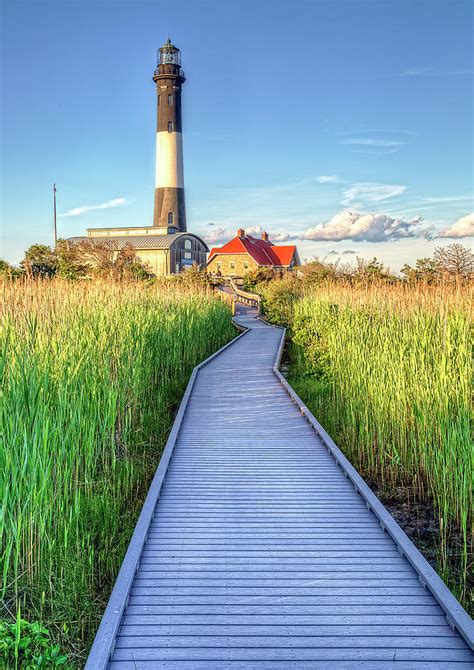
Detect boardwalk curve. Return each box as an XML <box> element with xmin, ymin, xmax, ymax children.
<box><xmin>86</xmin><ymin>304</ymin><xmax>474</xmax><ymax>669</ymax></box>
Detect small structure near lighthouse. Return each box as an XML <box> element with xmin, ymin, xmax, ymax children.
<box><xmin>207</xmin><ymin>229</ymin><xmax>300</xmax><ymax>279</ymax></box>
<box><xmin>68</xmin><ymin>40</ymin><xmax>208</xmax><ymax>275</ymax></box>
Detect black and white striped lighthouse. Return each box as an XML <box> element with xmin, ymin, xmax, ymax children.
<box><xmin>153</xmin><ymin>39</ymin><xmax>186</xmax><ymax>232</ymax></box>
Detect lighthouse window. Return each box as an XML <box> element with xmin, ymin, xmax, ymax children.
<box><xmin>158</xmin><ymin>95</ymin><xmax>161</xmax><ymax>106</ymax></box>
<box><xmin>168</xmin><ymin>94</ymin><xmax>173</xmax><ymax>105</ymax></box>
<box><xmin>168</xmin><ymin>212</ymin><xmax>174</xmax><ymax>224</ymax></box>
<box><xmin>168</xmin><ymin>121</ymin><xmax>173</xmax><ymax>133</ymax></box>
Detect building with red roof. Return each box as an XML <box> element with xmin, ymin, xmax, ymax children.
<box><xmin>207</xmin><ymin>229</ymin><xmax>300</xmax><ymax>278</ymax></box>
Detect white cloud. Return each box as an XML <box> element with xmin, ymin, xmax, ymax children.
<box><xmin>326</xmin><ymin>249</ymin><xmax>357</xmax><ymax>255</ymax></box>
<box><xmin>271</xmin><ymin>232</ymin><xmax>293</xmax><ymax>242</ymax></box>
<box><xmin>341</xmin><ymin>138</ymin><xmax>404</xmax><ymax>147</ymax></box>
<box><xmin>341</xmin><ymin>183</ymin><xmax>407</xmax><ymax>207</ymax></box>
<box><xmin>202</xmin><ymin>226</ymin><xmax>231</xmax><ymax>245</ymax></box>
<box><xmin>298</xmin><ymin>210</ymin><xmax>425</xmax><ymax>242</ymax></box>
<box><xmin>439</xmin><ymin>213</ymin><xmax>474</xmax><ymax>239</ymax></box>
<box><xmin>243</xmin><ymin>226</ymin><xmax>295</xmax><ymax>242</ymax></box>
<box><xmin>60</xmin><ymin>198</ymin><xmax>127</xmax><ymax>217</ymax></box>
<box><xmin>243</xmin><ymin>226</ymin><xmax>265</xmax><ymax>237</ymax></box>
<box><xmin>201</xmin><ymin>225</ymin><xmax>294</xmax><ymax>246</ymax></box>
<box><xmin>401</xmin><ymin>67</ymin><xmax>473</xmax><ymax>76</ymax></box>
<box><xmin>317</xmin><ymin>175</ymin><xmax>339</xmax><ymax>184</ymax></box>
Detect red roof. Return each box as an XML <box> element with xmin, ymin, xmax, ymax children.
<box><xmin>208</xmin><ymin>235</ymin><xmax>297</xmax><ymax>268</ymax></box>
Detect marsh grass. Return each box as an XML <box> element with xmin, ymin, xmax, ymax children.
<box><xmin>260</xmin><ymin>281</ymin><xmax>472</xmax><ymax>609</ymax></box>
<box><xmin>0</xmin><ymin>278</ymin><xmax>235</xmax><ymax>664</ymax></box>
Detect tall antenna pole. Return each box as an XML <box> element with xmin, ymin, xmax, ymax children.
<box><xmin>53</xmin><ymin>183</ymin><xmax>57</xmax><ymax>246</ymax></box>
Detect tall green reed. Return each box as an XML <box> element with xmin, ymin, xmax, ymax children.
<box><xmin>261</xmin><ymin>281</ymin><xmax>472</xmax><ymax>606</ymax></box>
<box><xmin>0</xmin><ymin>279</ymin><xmax>235</xmax><ymax>663</ymax></box>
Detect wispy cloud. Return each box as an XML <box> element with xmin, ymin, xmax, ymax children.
<box><xmin>60</xmin><ymin>197</ymin><xmax>127</xmax><ymax>217</ymax></box>
<box><xmin>341</xmin><ymin>138</ymin><xmax>404</xmax><ymax>148</ymax></box>
<box><xmin>351</xmin><ymin>149</ymin><xmax>400</xmax><ymax>156</ymax></box>
<box><xmin>439</xmin><ymin>213</ymin><xmax>474</xmax><ymax>238</ymax></box>
<box><xmin>341</xmin><ymin>183</ymin><xmax>407</xmax><ymax>207</ymax></box>
<box><xmin>400</xmin><ymin>67</ymin><xmax>473</xmax><ymax>76</ymax></box>
<box><xmin>317</xmin><ymin>175</ymin><xmax>339</xmax><ymax>184</ymax></box>
<box><xmin>421</xmin><ymin>195</ymin><xmax>474</xmax><ymax>204</ymax></box>
<box><xmin>335</xmin><ymin>129</ymin><xmax>416</xmax><ymax>137</ymax></box>
<box><xmin>391</xmin><ymin>195</ymin><xmax>473</xmax><ymax>217</ymax></box>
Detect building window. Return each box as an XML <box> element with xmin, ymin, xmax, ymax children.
<box><xmin>230</xmin><ymin>261</ymin><xmax>235</xmax><ymax>270</ymax></box>
<box><xmin>168</xmin><ymin>212</ymin><xmax>174</xmax><ymax>224</ymax></box>
<box><xmin>168</xmin><ymin>94</ymin><xmax>173</xmax><ymax>105</ymax></box>
<box><xmin>175</xmin><ymin>263</ymin><xmax>180</xmax><ymax>273</ymax></box>
<box><xmin>184</xmin><ymin>252</ymin><xmax>192</xmax><ymax>260</ymax></box>
<box><xmin>168</xmin><ymin>121</ymin><xmax>173</xmax><ymax>133</ymax></box>
<box><xmin>184</xmin><ymin>239</ymin><xmax>192</xmax><ymax>250</ymax></box>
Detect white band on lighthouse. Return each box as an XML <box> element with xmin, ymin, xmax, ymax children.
<box><xmin>155</xmin><ymin>131</ymin><xmax>184</xmax><ymax>188</ymax></box>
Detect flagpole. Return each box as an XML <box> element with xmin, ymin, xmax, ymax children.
<box><xmin>53</xmin><ymin>183</ymin><xmax>57</xmax><ymax>246</ymax></box>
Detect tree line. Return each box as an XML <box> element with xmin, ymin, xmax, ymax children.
<box><xmin>1</xmin><ymin>240</ymin><xmax>472</xmax><ymax>285</ymax></box>
<box><xmin>0</xmin><ymin>239</ymin><xmax>153</xmax><ymax>280</ymax></box>
<box><xmin>242</xmin><ymin>243</ymin><xmax>473</xmax><ymax>290</ymax></box>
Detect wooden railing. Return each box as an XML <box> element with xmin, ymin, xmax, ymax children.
<box><xmin>217</xmin><ymin>289</ymin><xmax>235</xmax><ymax>315</ymax></box>
<box><xmin>229</xmin><ymin>279</ymin><xmax>261</xmax><ymax>313</ymax></box>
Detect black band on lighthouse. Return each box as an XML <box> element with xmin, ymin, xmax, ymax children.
<box><xmin>153</xmin><ymin>187</ymin><xmax>186</xmax><ymax>231</ymax></box>
<box><xmin>157</xmin><ymin>86</ymin><xmax>183</xmax><ymax>133</ymax></box>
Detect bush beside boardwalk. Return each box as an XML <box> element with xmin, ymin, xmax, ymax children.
<box><xmin>1</xmin><ymin>278</ymin><xmax>236</xmax><ymax>667</ymax></box>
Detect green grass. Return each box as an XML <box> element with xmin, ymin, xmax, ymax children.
<box><xmin>260</xmin><ymin>280</ymin><xmax>472</xmax><ymax>609</ymax></box>
<box><xmin>0</xmin><ymin>278</ymin><xmax>236</xmax><ymax>665</ymax></box>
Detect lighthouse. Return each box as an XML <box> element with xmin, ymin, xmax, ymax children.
<box><xmin>153</xmin><ymin>39</ymin><xmax>186</xmax><ymax>232</ymax></box>
<box><xmin>69</xmin><ymin>40</ymin><xmax>210</xmax><ymax>275</ymax></box>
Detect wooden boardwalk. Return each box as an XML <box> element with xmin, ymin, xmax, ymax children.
<box><xmin>86</xmin><ymin>305</ymin><xmax>474</xmax><ymax>669</ymax></box>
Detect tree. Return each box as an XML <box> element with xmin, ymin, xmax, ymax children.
<box><xmin>299</xmin><ymin>258</ymin><xmax>338</xmax><ymax>284</ymax></box>
<box><xmin>433</xmin><ymin>243</ymin><xmax>473</xmax><ymax>280</ymax></box>
<box><xmin>401</xmin><ymin>257</ymin><xmax>440</xmax><ymax>284</ymax></box>
<box><xmin>21</xmin><ymin>244</ymin><xmax>57</xmax><ymax>278</ymax></box>
<box><xmin>242</xmin><ymin>267</ymin><xmax>276</xmax><ymax>291</ymax></box>
<box><xmin>55</xmin><ymin>239</ymin><xmax>88</xmax><ymax>279</ymax></box>
<box><xmin>76</xmin><ymin>240</ymin><xmax>153</xmax><ymax>279</ymax></box>
<box><xmin>352</xmin><ymin>257</ymin><xmax>397</xmax><ymax>284</ymax></box>
<box><xmin>0</xmin><ymin>259</ymin><xmax>23</xmax><ymax>279</ymax></box>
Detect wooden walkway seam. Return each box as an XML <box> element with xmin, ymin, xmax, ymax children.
<box><xmin>85</xmin><ymin>304</ymin><xmax>474</xmax><ymax>669</ymax></box>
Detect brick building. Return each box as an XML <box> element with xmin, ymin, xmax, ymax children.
<box><xmin>207</xmin><ymin>229</ymin><xmax>300</xmax><ymax>278</ymax></box>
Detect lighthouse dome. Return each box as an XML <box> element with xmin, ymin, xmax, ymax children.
<box><xmin>159</xmin><ymin>39</ymin><xmax>181</xmax><ymax>65</ymax></box>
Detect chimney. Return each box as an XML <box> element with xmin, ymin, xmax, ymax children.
<box><xmin>237</xmin><ymin>228</ymin><xmax>245</xmax><ymax>238</ymax></box>
<box><xmin>261</xmin><ymin>231</ymin><xmax>269</xmax><ymax>242</ymax></box>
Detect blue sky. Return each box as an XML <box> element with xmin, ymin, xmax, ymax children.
<box><xmin>1</xmin><ymin>0</ymin><xmax>473</xmax><ymax>269</ymax></box>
